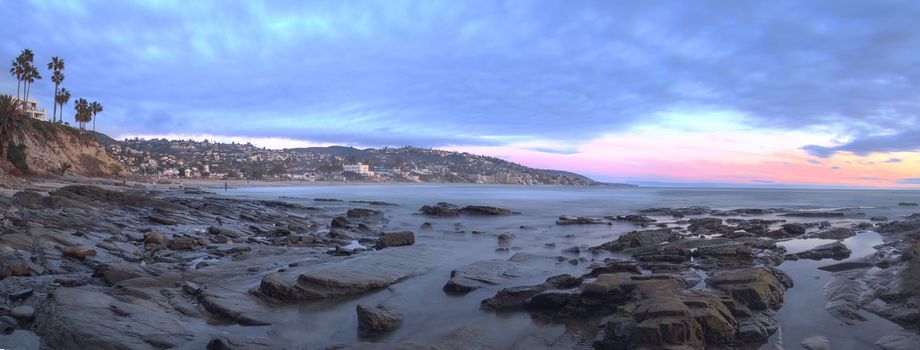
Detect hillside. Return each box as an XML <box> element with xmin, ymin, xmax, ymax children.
<box><xmin>11</xmin><ymin>120</ymin><xmax>129</xmax><ymax>177</ymax></box>
<box><xmin>100</xmin><ymin>137</ymin><xmax>628</xmax><ymax>185</ymax></box>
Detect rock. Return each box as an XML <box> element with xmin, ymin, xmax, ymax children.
<box><xmin>347</xmin><ymin>208</ymin><xmax>382</xmax><ymax>218</ymax></box>
<box><xmin>149</xmin><ymin>214</ymin><xmax>179</xmax><ymax>225</ymax></box>
<box><xmin>879</xmin><ymin>219</ymin><xmax>920</xmax><ymax>234</ymax></box>
<box><xmin>9</xmin><ymin>288</ymin><xmax>33</xmax><ymax>302</ymax></box>
<box><xmin>497</xmin><ymin>233</ymin><xmax>512</xmax><ymax>241</ymax></box>
<box><xmin>420</xmin><ymin>222</ymin><xmax>432</xmax><ymax>229</ymax></box>
<box><xmin>169</xmin><ymin>236</ymin><xmax>200</xmax><ymax>250</ymax></box>
<box><xmin>144</xmin><ymin>232</ymin><xmax>168</xmax><ymax>245</ymax></box>
<box><xmin>781</xmin><ymin>223</ymin><xmax>807</xmax><ymax>235</ymax></box>
<box><xmin>898</xmin><ymin>202</ymin><xmax>919</xmax><ymax>206</ymax></box>
<box><xmin>594</xmin><ymin>229</ymin><xmax>679</xmax><ymax>251</ymax></box>
<box><xmin>11</xmin><ymin>191</ymin><xmax>46</xmax><ymax>209</ymax></box>
<box><xmin>801</xmin><ymin>335</ymin><xmax>830</xmax><ymax>350</ymax></box>
<box><xmin>780</xmin><ymin>212</ymin><xmax>845</xmax><ymax>218</ymax></box>
<box><xmin>460</xmin><ymin>205</ymin><xmax>512</xmax><ymax>216</ymax></box>
<box><xmin>811</xmin><ymin>227</ymin><xmax>855</xmax><ymax>240</ymax></box>
<box><xmin>93</xmin><ymin>264</ymin><xmax>149</xmax><ymax>285</ymax></box>
<box><xmin>419</xmin><ymin>202</ymin><xmax>461</xmax><ymax>217</ymax></box>
<box><xmin>871</xmin><ymin>216</ymin><xmax>889</xmax><ymax>221</ymax></box>
<box><xmin>206</xmin><ymin>335</ymin><xmax>276</xmax><ymax>350</ymax></box>
<box><xmin>375</xmin><ymin>231</ymin><xmax>415</xmax><ymax>249</ymax></box>
<box><xmin>556</xmin><ymin>215</ymin><xmax>609</xmax><ymax>225</ymax></box>
<box><xmin>736</xmin><ymin>311</ymin><xmax>779</xmax><ymax>342</ymax></box>
<box><xmin>707</xmin><ymin>268</ymin><xmax>788</xmax><ymax>310</ymax></box>
<box><xmin>199</xmin><ymin>291</ymin><xmax>271</xmax><ymax>326</ymax></box>
<box><xmin>444</xmin><ymin>255</ymin><xmax>549</xmax><ymax>294</ymax></box>
<box><xmin>356</xmin><ymin>304</ymin><xmax>402</xmax><ymax>333</ymax></box>
<box><xmin>612</xmin><ymin>215</ymin><xmax>656</xmax><ymax>225</ymax></box>
<box><xmin>10</xmin><ymin>306</ymin><xmax>33</xmax><ymax>321</ymax></box>
<box><xmin>876</xmin><ymin>331</ymin><xmax>920</xmax><ymax>350</ymax></box>
<box><xmin>331</xmin><ymin>216</ymin><xmax>352</xmax><ymax>228</ymax></box>
<box><xmin>787</xmin><ymin>242</ymin><xmax>851</xmax><ymax>261</ymax></box>
<box><xmin>818</xmin><ymin>261</ymin><xmax>874</xmax><ymax>272</ymax></box>
<box><xmin>61</xmin><ymin>246</ymin><xmax>97</xmax><ymax>260</ymax></box>
<box><xmin>207</xmin><ymin>226</ymin><xmax>243</xmax><ymax>239</ymax></box>
<box><xmin>0</xmin><ymin>315</ymin><xmax>17</xmax><ymax>334</ymax></box>
<box><xmin>258</xmin><ymin>246</ymin><xmax>440</xmax><ymax>301</ymax></box>
<box><xmin>35</xmin><ymin>287</ymin><xmax>194</xmax><ymax>349</ymax></box>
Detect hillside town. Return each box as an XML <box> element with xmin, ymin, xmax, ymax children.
<box><xmin>102</xmin><ymin>137</ymin><xmax>602</xmax><ymax>185</ymax></box>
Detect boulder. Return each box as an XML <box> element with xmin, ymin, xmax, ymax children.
<box><xmin>707</xmin><ymin>268</ymin><xmax>788</xmax><ymax>311</ymax></box>
<box><xmin>419</xmin><ymin>202</ymin><xmax>461</xmax><ymax>217</ymax></box>
<box><xmin>331</xmin><ymin>216</ymin><xmax>352</xmax><ymax>228</ymax></box>
<box><xmin>781</xmin><ymin>223</ymin><xmax>806</xmax><ymax>235</ymax></box>
<box><xmin>556</xmin><ymin>215</ymin><xmax>609</xmax><ymax>225</ymax></box>
<box><xmin>61</xmin><ymin>247</ymin><xmax>96</xmax><ymax>260</ymax></box>
<box><xmin>93</xmin><ymin>264</ymin><xmax>150</xmax><ymax>285</ymax></box>
<box><xmin>460</xmin><ymin>206</ymin><xmax>512</xmax><ymax>216</ymax></box>
<box><xmin>347</xmin><ymin>208</ymin><xmax>382</xmax><ymax>218</ymax></box>
<box><xmin>594</xmin><ymin>229</ymin><xmax>679</xmax><ymax>251</ymax></box>
<box><xmin>11</xmin><ymin>191</ymin><xmax>46</xmax><ymax>209</ymax></box>
<box><xmin>169</xmin><ymin>236</ymin><xmax>200</xmax><ymax>250</ymax></box>
<box><xmin>10</xmin><ymin>306</ymin><xmax>34</xmax><ymax>321</ymax></box>
<box><xmin>356</xmin><ymin>304</ymin><xmax>402</xmax><ymax>333</ymax></box>
<box><xmin>786</xmin><ymin>242</ymin><xmax>851</xmax><ymax>261</ymax></box>
<box><xmin>801</xmin><ymin>335</ymin><xmax>830</xmax><ymax>350</ymax></box>
<box><xmin>375</xmin><ymin>231</ymin><xmax>415</xmax><ymax>249</ymax></box>
<box><xmin>811</xmin><ymin>227</ymin><xmax>855</xmax><ymax>240</ymax></box>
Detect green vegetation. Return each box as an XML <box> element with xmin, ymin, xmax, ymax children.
<box><xmin>0</xmin><ymin>94</ymin><xmax>29</xmax><ymax>168</ymax></box>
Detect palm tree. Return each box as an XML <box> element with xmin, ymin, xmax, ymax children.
<box><xmin>74</xmin><ymin>98</ymin><xmax>89</xmax><ymax>130</ymax></box>
<box><xmin>17</xmin><ymin>49</ymin><xmax>35</xmax><ymax>104</ymax></box>
<box><xmin>0</xmin><ymin>94</ymin><xmax>29</xmax><ymax>163</ymax></box>
<box><xmin>56</xmin><ymin>88</ymin><xmax>71</xmax><ymax>124</ymax></box>
<box><xmin>23</xmin><ymin>65</ymin><xmax>41</xmax><ymax>107</ymax></box>
<box><xmin>48</xmin><ymin>57</ymin><xmax>65</xmax><ymax>123</ymax></box>
<box><xmin>89</xmin><ymin>101</ymin><xmax>102</xmax><ymax>132</ymax></box>
<box><xmin>8</xmin><ymin>60</ymin><xmax>23</xmax><ymax>102</ymax></box>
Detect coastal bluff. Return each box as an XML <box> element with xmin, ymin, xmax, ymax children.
<box><xmin>10</xmin><ymin>120</ymin><xmax>128</xmax><ymax>177</ymax></box>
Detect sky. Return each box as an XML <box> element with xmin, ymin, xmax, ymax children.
<box><xmin>2</xmin><ymin>0</ymin><xmax>920</xmax><ymax>187</ymax></box>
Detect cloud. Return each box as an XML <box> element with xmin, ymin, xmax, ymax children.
<box><xmin>2</xmin><ymin>0</ymin><xmax>919</xmax><ymax>152</ymax></box>
<box><xmin>803</xmin><ymin>130</ymin><xmax>920</xmax><ymax>157</ymax></box>
<box><xmin>807</xmin><ymin>159</ymin><xmax>822</xmax><ymax>165</ymax></box>
<box><xmin>886</xmin><ymin>157</ymin><xmax>902</xmax><ymax>163</ymax></box>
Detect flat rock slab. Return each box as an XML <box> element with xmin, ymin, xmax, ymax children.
<box><xmin>35</xmin><ymin>286</ymin><xmax>194</xmax><ymax>350</ymax></box>
<box><xmin>259</xmin><ymin>245</ymin><xmax>442</xmax><ymax>301</ymax></box>
<box><xmin>443</xmin><ymin>253</ymin><xmax>556</xmax><ymax>294</ymax></box>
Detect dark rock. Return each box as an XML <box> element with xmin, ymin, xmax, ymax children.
<box><xmin>10</xmin><ymin>306</ymin><xmax>34</xmax><ymax>321</ymax></box>
<box><xmin>375</xmin><ymin>231</ymin><xmax>415</xmax><ymax>249</ymax></box>
<box><xmin>594</xmin><ymin>229</ymin><xmax>679</xmax><ymax>251</ymax></box>
<box><xmin>817</xmin><ymin>261</ymin><xmax>874</xmax><ymax>272</ymax></box>
<box><xmin>11</xmin><ymin>191</ymin><xmax>46</xmax><ymax>209</ymax></box>
<box><xmin>169</xmin><ymin>236</ymin><xmax>200</xmax><ymax>250</ymax></box>
<box><xmin>811</xmin><ymin>227</ymin><xmax>855</xmax><ymax>240</ymax></box>
<box><xmin>93</xmin><ymin>264</ymin><xmax>150</xmax><ymax>285</ymax></box>
<box><xmin>556</xmin><ymin>215</ymin><xmax>609</xmax><ymax>225</ymax></box>
<box><xmin>780</xmin><ymin>212</ymin><xmax>845</xmax><ymax>218</ymax></box>
<box><xmin>460</xmin><ymin>205</ymin><xmax>512</xmax><ymax>216</ymax></box>
<box><xmin>356</xmin><ymin>304</ymin><xmax>402</xmax><ymax>333</ymax></box>
<box><xmin>62</xmin><ymin>246</ymin><xmax>97</xmax><ymax>260</ymax></box>
<box><xmin>419</xmin><ymin>202</ymin><xmax>460</xmax><ymax>217</ymax></box>
<box><xmin>9</xmin><ymin>288</ymin><xmax>33</xmax><ymax>302</ymax></box>
<box><xmin>786</xmin><ymin>242</ymin><xmax>851</xmax><ymax>261</ymax></box>
<box><xmin>611</xmin><ymin>215</ymin><xmax>656</xmax><ymax>225</ymax></box>
<box><xmin>781</xmin><ymin>223</ymin><xmax>806</xmax><ymax>235</ymax></box>
<box><xmin>898</xmin><ymin>202</ymin><xmax>919</xmax><ymax>206</ymax></box>
<box><xmin>871</xmin><ymin>216</ymin><xmax>889</xmax><ymax>221</ymax></box>
<box><xmin>707</xmin><ymin>268</ymin><xmax>788</xmax><ymax>311</ymax></box>
<box><xmin>331</xmin><ymin>216</ymin><xmax>351</xmax><ymax>228</ymax></box>
<box><xmin>0</xmin><ymin>315</ymin><xmax>17</xmax><ymax>334</ymax></box>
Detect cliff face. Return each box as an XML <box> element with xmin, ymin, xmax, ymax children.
<box><xmin>15</xmin><ymin>119</ymin><xmax>128</xmax><ymax>177</ymax></box>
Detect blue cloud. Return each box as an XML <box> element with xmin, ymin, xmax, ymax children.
<box><xmin>897</xmin><ymin>178</ymin><xmax>920</xmax><ymax>185</ymax></box>
<box><xmin>2</xmin><ymin>0</ymin><xmax>920</xmax><ymax>152</ymax></box>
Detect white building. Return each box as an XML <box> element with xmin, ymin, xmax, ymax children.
<box><xmin>343</xmin><ymin>163</ymin><xmax>372</xmax><ymax>175</ymax></box>
<box><xmin>17</xmin><ymin>98</ymin><xmax>47</xmax><ymax>120</ymax></box>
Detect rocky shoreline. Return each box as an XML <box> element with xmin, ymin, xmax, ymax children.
<box><xmin>0</xmin><ymin>182</ymin><xmax>918</xmax><ymax>349</ymax></box>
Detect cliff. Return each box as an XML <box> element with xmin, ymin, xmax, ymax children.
<box><xmin>11</xmin><ymin>119</ymin><xmax>129</xmax><ymax>177</ymax></box>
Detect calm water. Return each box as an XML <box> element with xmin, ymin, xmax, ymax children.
<box><xmin>217</xmin><ymin>185</ymin><xmax>919</xmax><ymax>349</ymax></box>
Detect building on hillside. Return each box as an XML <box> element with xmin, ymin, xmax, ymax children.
<box><xmin>343</xmin><ymin>163</ymin><xmax>372</xmax><ymax>175</ymax></box>
<box><xmin>17</xmin><ymin>98</ymin><xmax>47</xmax><ymax>120</ymax></box>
